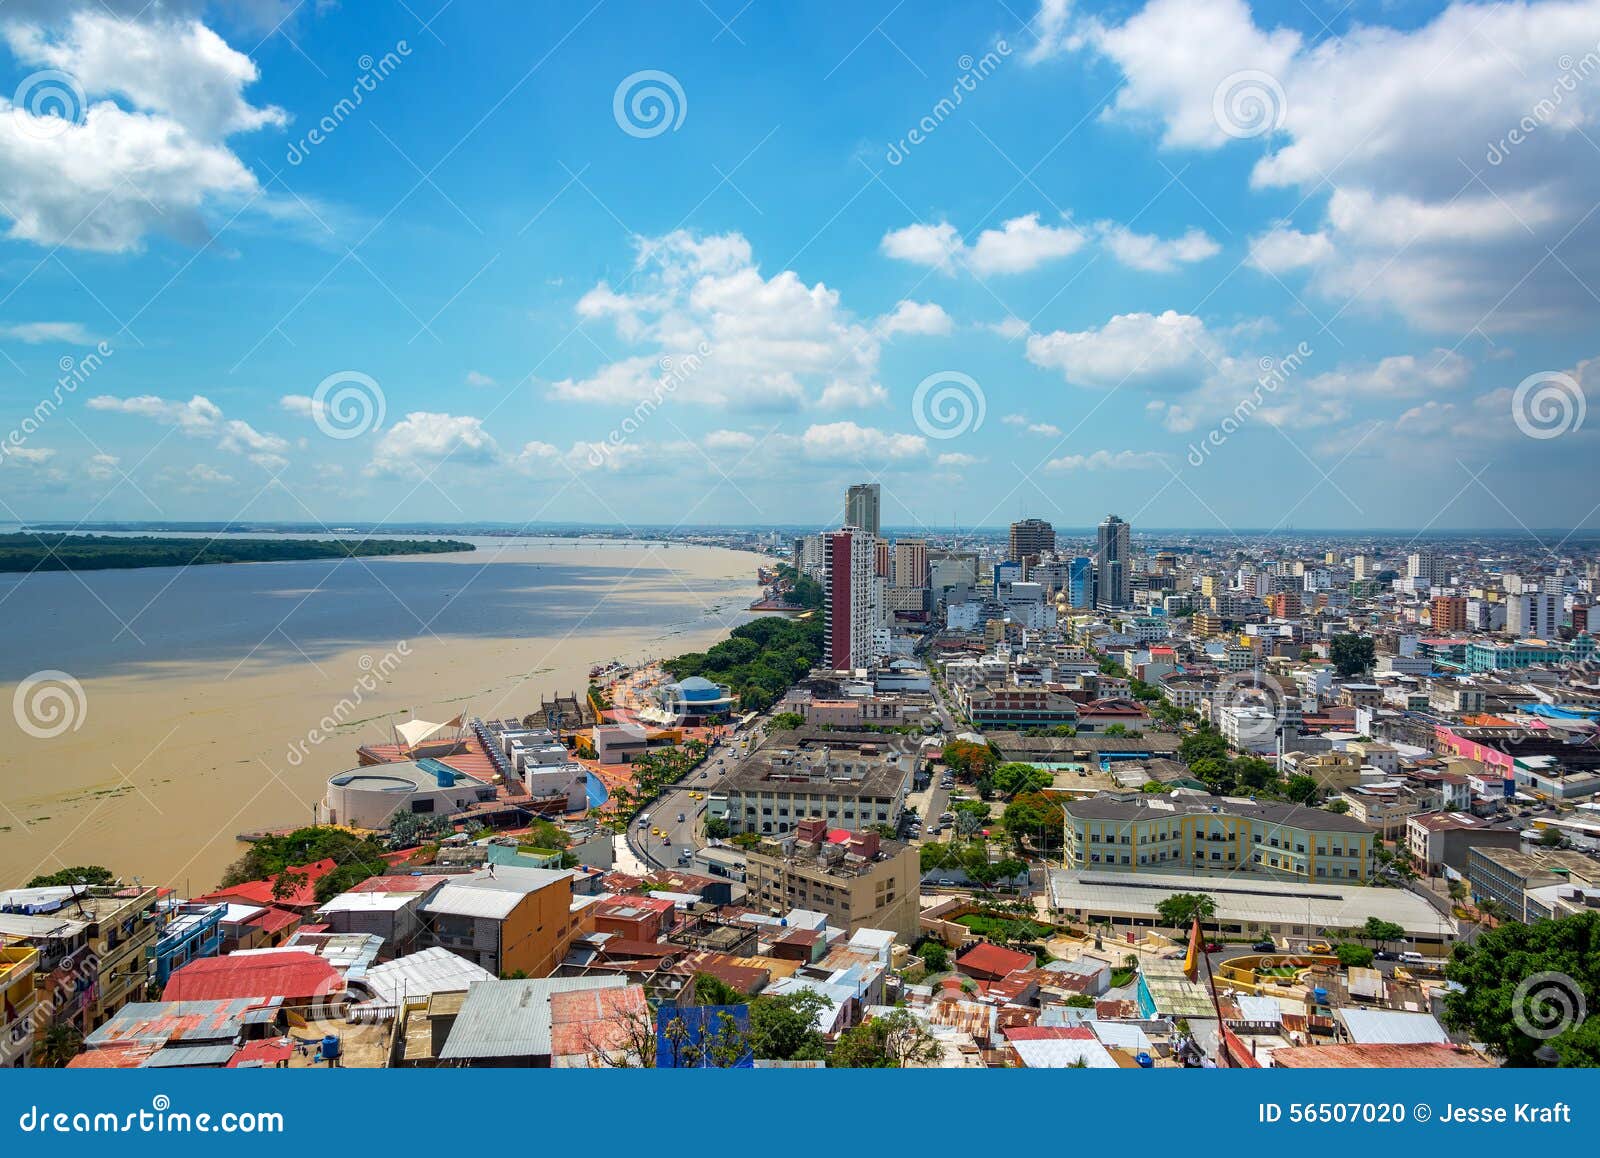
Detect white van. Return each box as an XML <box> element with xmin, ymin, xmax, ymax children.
<box><xmin>637</xmin><ymin>813</ymin><xmax>650</xmax><ymax>827</ymax></box>
<box><xmin>1399</xmin><ymin>951</ymin><xmax>1428</xmax><ymax>965</ymax></box>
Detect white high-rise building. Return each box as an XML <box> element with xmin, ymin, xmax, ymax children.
<box><xmin>1407</xmin><ymin>552</ymin><xmax>1449</xmax><ymax>587</ymax></box>
<box><xmin>1507</xmin><ymin>592</ymin><xmax>1559</xmax><ymax>640</ymax></box>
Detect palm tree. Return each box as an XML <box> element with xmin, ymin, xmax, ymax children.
<box><xmin>38</xmin><ymin>1021</ymin><xmax>84</xmax><ymax>1068</ymax></box>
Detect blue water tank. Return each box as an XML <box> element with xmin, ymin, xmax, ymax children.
<box><xmin>320</xmin><ymin>1035</ymin><xmax>341</xmax><ymax>1060</ymax></box>
<box><xmin>1312</xmin><ymin>986</ymin><xmax>1329</xmax><ymax>1004</ymax></box>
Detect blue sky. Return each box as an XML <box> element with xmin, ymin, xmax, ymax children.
<box><xmin>0</xmin><ymin>0</ymin><xmax>1597</xmax><ymax>533</ymax></box>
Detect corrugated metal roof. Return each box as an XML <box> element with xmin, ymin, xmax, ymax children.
<box><xmin>438</xmin><ymin>976</ymin><xmax>627</xmax><ymax>1060</ymax></box>
<box><xmin>1336</xmin><ymin>1008</ymin><xmax>1448</xmax><ymax>1044</ymax></box>
<box><xmin>423</xmin><ymin>882</ymin><xmax>524</xmax><ymax>920</ymax></box>
<box><xmin>141</xmin><ymin>1044</ymin><xmax>239</xmax><ymax>1068</ymax></box>
<box><xmin>357</xmin><ymin>946</ymin><xmax>493</xmax><ymax>1006</ymax></box>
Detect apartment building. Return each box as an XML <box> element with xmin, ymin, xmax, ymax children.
<box><xmin>421</xmin><ymin>866</ymin><xmax>584</xmax><ymax>978</ymax></box>
<box><xmin>708</xmin><ymin>739</ymin><xmax>914</xmax><ymax>837</ymax></box>
<box><xmin>745</xmin><ymin>820</ymin><xmax>920</xmax><ymax>941</ymax></box>
<box><xmin>0</xmin><ymin>883</ymin><xmax>163</xmax><ymax>1042</ymax></box>
<box><xmin>1466</xmin><ymin>846</ymin><xmax>1598</xmax><ymax>921</ymax></box>
<box><xmin>1060</xmin><ymin>792</ymin><xmax>1376</xmax><ymax>882</ymax></box>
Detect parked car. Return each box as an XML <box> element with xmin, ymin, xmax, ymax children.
<box><xmin>1251</xmin><ymin>940</ymin><xmax>1276</xmax><ymax>952</ymax></box>
<box><xmin>1203</xmin><ymin>941</ymin><xmax>1223</xmax><ymax>953</ymax></box>
<box><xmin>1374</xmin><ymin>949</ymin><xmax>1398</xmax><ymax>961</ymax></box>
<box><xmin>937</xmin><ymin>878</ymin><xmax>956</xmax><ymax>887</ymax></box>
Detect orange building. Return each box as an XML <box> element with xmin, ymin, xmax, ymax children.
<box><xmin>1431</xmin><ymin>595</ymin><xmax>1468</xmax><ymax>632</ymax></box>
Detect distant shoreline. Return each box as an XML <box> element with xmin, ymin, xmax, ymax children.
<box><xmin>0</xmin><ymin>533</ymin><xmax>474</xmax><ymax>574</ymax></box>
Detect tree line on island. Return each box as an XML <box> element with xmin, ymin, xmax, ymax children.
<box><xmin>0</xmin><ymin>533</ymin><xmax>473</xmax><ymax>573</ymax></box>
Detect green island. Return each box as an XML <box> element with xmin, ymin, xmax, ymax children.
<box><xmin>0</xmin><ymin>533</ymin><xmax>474</xmax><ymax>573</ymax></box>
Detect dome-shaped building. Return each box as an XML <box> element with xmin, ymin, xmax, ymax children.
<box><xmin>657</xmin><ymin>675</ymin><xmax>736</xmax><ymax>722</ymax></box>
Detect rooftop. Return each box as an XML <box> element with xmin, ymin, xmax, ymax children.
<box><xmin>1062</xmin><ymin>791</ymin><xmax>1375</xmax><ymax>834</ymax></box>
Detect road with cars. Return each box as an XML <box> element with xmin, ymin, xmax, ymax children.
<box><xmin>626</xmin><ymin>732</ymin><xmax>749</xmax><ymax>870</ymax></box>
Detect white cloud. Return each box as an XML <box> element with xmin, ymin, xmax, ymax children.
<box><xmin>0</xmin><ymin>11</ymin><xmax>281</xmax><ymax>252</ymax></box>
<box><xmin>800</xmin><ymin>421</ymin><xmax>927</xmax><ymax>462</ymax></box>
<box><xmin>1246</xmin><ymin>225</ymin><xmax>1333</xmax><ymax>273</ymax></box>
<box><xmin>5</xmin><ymin>446</ymin><xmax>56</xmax><ymax>464</ymax></box>
<box><xmin>552</xmin><ymin>230</ymin><xmax>886</xmax><ymax>411</ymax></box>
<box><xmin>936</xmin><ymin>451</ymin><xmax>982</xmax><ymax>467</ymax></box>
<box><xmin>1045</xmin><ymin>449</ymin><xmax>1167</xmax><ymax>470</ymax></box>
<box><xmin>1089</xmin><ymin>0</ymin><xmax>1299</xmax><ymax>149</ymax></box>
<box><xmin>1025</xmin><ymin>0</ymin><xmax>1080</xmax><ymax>63</ymax></box>
<box><xmin>969</xmin><ymin>213</ymin><xmax>1087</xmax><ymax>275</ymax></box>
<box><xmin>1086</xmin><ymin>0</ymin><xmax>1600</xmax><ymax>329</ymax></box>
<box><xmin>1002</xmin><ymin>415</ymin><xmax>1063</xmax><ymax>436</ymax></box>
<box><xmin>881</xmin><ymin>213</ymin><xmax>1085</xmax><ymax>276</ymax></box>
<box><xmin>367</xmin><ymin>412</ymin><xmax>502</xmax><ymax>476</ymax></box>
<box><xmin>0</xmin><ymin>320</ymin><xmax>99</xmax><ymax>344</ymax></box>
<box><xmin>86</xmin><ymin>452</ymin><xmax>119</xmax><ymax>480</ymax></box>
<box><xmin>7</xmin><ymin>13</ymin><xmax>285</xmax><ymax>139</ymax></box>
<box><xmin>879</xmin><ymin>221</ymin><xmax>963</xmax><ymax>270</ymax></box>
<box><xmin>1096</xmin><ymin>223</ymin><xmax>1220</xmax><ymax>272</ymax></box>
<box><xmin>1026</xmin><ymin>309</ymin><xmax>1218</xmax><ymax>390</ymax></box>
<box><xmin>464</xmin><ymin>370</ymin><xmax>496</xmax><ymax>387</ymax></box>
<box><xmin>874</xmin><ymin>299</ymin><xmax>953</xmax><ymax>337</ymax></box>
<box><xmin>89</xmin><ymin>392</ymin><xmax>288</xmax><ymax>469</ymax></box>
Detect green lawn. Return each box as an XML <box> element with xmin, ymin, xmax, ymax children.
<box><xmin>954</xmin><ymin>913</ymin><xmax>1054</xmax><ymax>942</ymax></box>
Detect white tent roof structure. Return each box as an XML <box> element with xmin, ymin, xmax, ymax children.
<box><xmin>396</xmin><ymin>718</ymin><xmax>446</xmax><ymax>748</ymax></box>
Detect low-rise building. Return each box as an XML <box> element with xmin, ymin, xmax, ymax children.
<box><xmin>744</xmin><ymin>820</ymin><xmax>919</xmax><ymax>941</ymax></box>
<box><xmin>1060</xmin><ymin>791</ymin><xmax>1376</xmax><ymax>882</ymax></box>
<box><xmin>422</xmin><ymin>866</ymin><xmax>584</xmax><ymax>978</ymax></box>
<box><xmin>1466</xmin><ymin>846</ymin><xmax>1599</xmax><ymax>921</ymax></box>
<box><xmin>708</xmin><ymin>739</ymin><xmax>914</xmax><ymax>837</ymax></box>
<box><xmin>1404</xmin><ymin>812</ymin><xmax>1523</xmax><ymax>877</ymax></box>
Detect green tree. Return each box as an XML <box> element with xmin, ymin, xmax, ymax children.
<box><xmin>1002</xmin><ymin>791</ymin><xmax>1064</xmax><ymax>849</ymax></box>
<box><xmin>829</xmin><ymin>1007</ymin><xmax>942</xmax><ymax>1068</ymax></box>
<box><xmin>703</xmin><ymin>816</ymin><xmax>731</xmax><ymax>840</ymax></box>
<box><xmin>1064</xmin><ymin>994</ymin><xmax>1095</xmax><ymax>1008</ymax></box>
<box><xmin>688</xmin><ymin>971</ymin><xmax>746</xmax><ymax>1006</ymax></box>
<box><xmin>37</xmin><ymin>1022</ymin><xmax>84</xmax><ymax>1068</ymax></box>
<box><xmin>1329</xmin><ymin>633</ymin><xmax>1376</xmax><ymax>678</ymax></box>
<box><xmin>1283</xmin><ymin>774</ymin><xmax>1320</xmax><ymax>804</ymax></box>
<box><xmin>26</xmin><ymin>866</ymin><xmax>116</xmax><ymax>888</ymax></box>
<box><xmin>991</xmin><ymin>761</ymin><xmax>1053</xmax><ymax>797</ymax></box>
<box><xmin>1156</xmin><ymin>892</ymin><xmax>1217</xmax><ymax>928</ymax></box>
<box><xmin>1359</xmin><ymin>917</ymin><xmax>1406</xmax><ymax>951</ymax></box>
<box><xmin>1336</xmin><ymin>943</ymin><xmax>1375</xmax><ymax>968</ymax></box>
<box><xmin>1442</xmin><ymin>911</ymin><xmax>1600</xmax><ymax>1066</ymax></box>
<box><xmin>748</xmin><ymin>990</ymin><xmax>832</xmax><ymax>1061</ymax></box>
<box><xmin>919</xmin><ymin>941</ymin><xmax>950</xmax><ymax>972</ymax></box>
<box><xmin>767</xmin><ymin>711</ymin><xmax>806</xmax><ymax>731</ymax></box>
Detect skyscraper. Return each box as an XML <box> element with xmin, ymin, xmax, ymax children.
<box><xmin>845</xmin><ymin>483</ymin><xmax>881</xmax><ymax>538</ymax></box>
<box><xmin>1095</xmin><ymin>514</ymin><xmax>1131</xmax><ymax>609</ymax></box>
<box><xmin>892</xmin><ymin>538</ymin><xmax>929</xmax><ymax>588</ymax></box>
<box><xmin>1008</xmin><ymin>518</ymin><xmax>1055</xmax><ymax>564</ymax></box>
<box><xmin>823</xmin><ymin>527</ymin><xmax>877</xmax><ymax>670</ymax></box>
<box><xmin>1067</xmin><ymin>556</ymin><xmax>1094</xmax><ymax>609</ymax></box>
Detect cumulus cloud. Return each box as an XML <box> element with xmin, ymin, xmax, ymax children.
<box><xmin>553</xmin><ymin>230</ymin><xmax>889</xmax><ymax>411</ymax></box>
<box><xmin>367</xmin><ymin>412</ymin><xmax>503</xmax><ymax>476</ymax></box>
<box><xmin>88</xmin><ymin>392</ymin><xmax>288</xmax><ymax>470</ymax></box>
<box><xmin>799</xmin><ymin>421</ymin><xmax>927</xmax><ymax>462</ymax></box>
<box><xmin>874</xmin><ymin>299</ymin><xmax>953</xmax><ymax>337</ymax></box>
<box><xmin>1096</xmin><ymin>223</ymin><xmax>1220</xmax><ymax>272</ymax></box>
<box><xmin>1079</xmin><ymin>0</ymin><xmax>1600</xmax><ymax>330</ymax></box>
<box><xmin>0</xmin><ymin>10</ymin><xmax>283</xmax><ymax>252</ymax></box>
<box><xmin>1026</xmin><ymin>309</ymin><xmax>1219</xmax><ymax>391</ymax></box>
<box><xmin>882</xmin><ymin>214</ymin><xmax>1086</xmax><ymax>276</ymax></box>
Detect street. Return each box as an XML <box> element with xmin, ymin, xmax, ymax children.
<box><xmin>625</xmin><ymin>733</ymin><xmax>746</xmax><ymax>870</ymax></box>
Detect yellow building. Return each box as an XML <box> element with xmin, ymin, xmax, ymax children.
<box><xmin>1</xmin><ymin>943</ymin><xmax>39</xmax><ymax>1068</ymax></box>
<box><xmin>0</xmin><ymin>883</ymin><xmax>162</xmax><ymax>1049</ymax></box>
<box><xmin>421</xmin><ymin>866</ymin><xmax>584</xmax><ymax>978</ymax></box>
<box><xmin>1061</xmin><ymin>792</ymin><xmax>1376</xmax><ymax>883</ymax></box>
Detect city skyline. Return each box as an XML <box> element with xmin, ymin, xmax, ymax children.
<box><xmin>0</xmin><ymin>1</ymin><xmax>1595</xmax><ymax>533</ymax></box>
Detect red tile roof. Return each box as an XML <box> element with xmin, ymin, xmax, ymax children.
<box><xmin>226</xmin><ymin>1039</ymin><xmax>294</xmax><ymax>1068</ymax></box>
<box><xmin>244</xmin><ymin>906</ymin><xmax>301</xmax><ymax>936</ymax></box>
<box><xmin>195</xmin><ymin>858</ymin><xmax>339</xmax><ymax>909</ymax></box>
<box><xmin>1269</xmin><ymin>1043</ymin><xmax>1492</xmax><ymax>1068</ymax></box>
<box><xmin>163</xmin><ymin>951</ymin><xmax>344</xmax><ymax>1004</ymax></box>
<box><xmin>956</xmin><ymin>942</ymin><xmax>1035</xmax><ymax>979</ymax></box>
<box><xmin>349</xmin><ymin>874</ymin><xmax>450</xmax><ymax>893</ymax></box>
